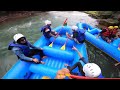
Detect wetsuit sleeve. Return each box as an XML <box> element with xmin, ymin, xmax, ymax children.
<box><xmin>12</xmin><ymin>47</ymin><xmax>33</xmax><ymax>61</ymax></box>
<box><xmin>79</xmin><ymin>57</ymin><xmax>87</xmax><ymax>64</ymax></box>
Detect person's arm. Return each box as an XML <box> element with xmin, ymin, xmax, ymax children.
<box><xmin>12</xmin><ymin>47</ymin><xmax>33</xmax><ymax>61</ymax></box>
<box><xmin>72</xmin><ymin>46</ymin><xmax>87</xmax><ymax>64</ymax></box>
<box><xmin>66</xmin><ymin>32</ymin><xmax>73</xmax><ymax>40</ymax></box>
<box><xmin>12</xmin><ymin>47</ymin><xmax>40</xmax><ymax>63</ymax></box>
<box><xmin>73</xmin><ymin>38</ymin><xmax>80</xmax><ymax>44</ymax></box>
<box><xmin>72</xmin><ymin>46</ymin><xmax>83</xmax><ymax>58</ymax></box>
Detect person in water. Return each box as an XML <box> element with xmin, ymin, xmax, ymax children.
<box><xmin>8</xmin><ymin>33</ymin><xmax>46</xmax><ymax>64</ymax></box>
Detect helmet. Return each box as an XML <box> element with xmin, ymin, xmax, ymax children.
<box><xmin>114</xmin><ymin>26</ymin><xmax>119</xmax><ymax>29</ymax></box>
<box><xmin>108</xmin><ymin>26</ymin><xmax>114</xmax><ymax>29</ymax></box>
<box><xmin>83</xmin><ymin>63</ymin><xmax>101</xmax><ymax>78</ymax></box>
<box><xmin>13</xmin><ymin>33</ymin><xmax>25</xmax><ymax>42</ymax></box>
<box><xmin>71</xmin><ymin>26</ymin><xmax>78</xmax><ymax>31</ymax></box>
<box><xmin>45</xmin><ymin>20</ymin><xmax>51</xmax><ymax>25</ymax></box>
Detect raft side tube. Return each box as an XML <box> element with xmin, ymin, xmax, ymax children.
<box><xmin>50</xmin><ymin>37</ymin><xmax>74</xmax><ymax>47</ymax></box>
<box><xmin>29</xmin><ymin>64</ymin><xmax>59</xmax><ymax>78</ymax></box>
<box><xmin>43</xmin><ymin>46</ymin><xmax>74</xmax><ymax>62</ymax></box>
<box><xmin>2</xmin><ymin>60</ymin><xmax>32</xmax><ymax>79</ymax></box>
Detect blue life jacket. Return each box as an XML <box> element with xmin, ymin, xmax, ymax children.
<box><xmin>40</xmin><ymin>25</ymin><xmax>52</xmax><ymax>38</ymax></box>
<box><xmin>8</xmin><ymin>41</ymin><xmax>32</xmax><ymax>57</ymax></box>
<box><xmin>73</xmin><ymin>29</ymin><xmax>85</xmax><ymax>42</ymax></box>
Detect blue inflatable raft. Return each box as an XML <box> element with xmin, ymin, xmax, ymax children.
<box><xmin>2</xmin><ymin>25</ymin><xmax>88</xmax><ymax>79</ymax></box>
<box><xmin>77</xmin><ymin>23</ymin><xmax>120</xmax><ymax>63</ymax></box>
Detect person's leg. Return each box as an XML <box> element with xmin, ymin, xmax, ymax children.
<box><xmin>30</xmin><ymin>49</ymin><xmax>46</xmax><ymax>58</ymax></box>
<box><xmin>77</xmin><ymin>62</ymin><xmax>85</xmax><ymax>76</ymax></box>
<box><xmin>65</xmin><ymin>62</ymin><xmax>79</xmax><ymax>75</ymax></box>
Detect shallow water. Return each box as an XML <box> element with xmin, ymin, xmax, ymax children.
<box><xmin>0</xmin><ymin>11</ymin><xmax>120</xmax><ymax>78</ymax></box>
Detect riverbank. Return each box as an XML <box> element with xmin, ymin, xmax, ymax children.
<box><xmin>84</xmin><ymin>11</ymin><xmax>120</xmax><ymax>29</ymax></box>
<box><xmin>0</xmin><ymin>11</ymin><xmax>42</xmax><ymax>25</ymax></box>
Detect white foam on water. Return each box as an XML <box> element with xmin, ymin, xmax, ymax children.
<box><xmin>48</xmin><ymin>11</ymin><xmax>98</xmax><ymax>27</ymax></box>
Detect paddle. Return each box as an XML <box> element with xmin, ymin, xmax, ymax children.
<box><xmin>60</xmin><ymin>38</ymin><xmax>69</xmax><ymax>50</ymax></box>
<box><xmin>49</xmin><ymin>18</ymin><xmax>68</xmax><ymax>47</ymax></box>
<box><xmin>49</xmin><ymin>27</ymin><xmax>63</xmax><ymax>47</ymax></box>
<box><xmin>114</xmin><ymin>62</ymin><xmax>120</xmax><ymax>66</ymax></box>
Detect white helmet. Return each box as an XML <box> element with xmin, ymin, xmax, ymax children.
<box><xmin>83</xmin><ymin>63</ymin><xmax>101</xmax><ymax>78</ymax></box>
<box><xmin>45</xmin><ymin>20</ymin><xmax>51</xmax><ymax>25</ymax></box>
<box><xmin>71</xmin><ymin>26</ymin><xmax>78</xmax><ymax>31</ymax></box>
<box><xmin>13</xmin><ymin>33</ymin><xmax>25</xmax><ymax>42</ymax></box>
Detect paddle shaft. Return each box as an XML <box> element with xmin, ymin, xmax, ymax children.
<box><xmin>64</xmin><ymin>38</ymin><xmax>69</xmax><ymax>45</ymax></box>
<box><xmin>63</xmin><ymin>18</ymin><xmax>68</xmax><ymax>25</ymax></box>
<box><xmin>51</xmin><ymin>18</ymin><xmax>68</xmax><ymax>43</ymax></box>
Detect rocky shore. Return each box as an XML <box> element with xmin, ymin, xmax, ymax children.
<box><xmin>1</xmin><ymin>11</ymin><xmax>120</xmax><ymax>29</ymax></box>
<box><xmin>84</xmin><ymin>11</ymin><xmax>120</xmax><ymax>29</ymax></box>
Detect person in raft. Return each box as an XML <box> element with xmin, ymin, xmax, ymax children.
<box><xmin>66</xmin><ymin>25</ymin><xmax>85</xmax><ymax>44</ymax></box>
<box><xmin>64</xmin><ymin>46</ymin><xmax>104</xmax><ymax>78</ymax></box>
<box><xmin>97</xmin><ymin>26</ymin><xmax>117</xmax><ymax>43</ymax></box>
<box><xmin>40</xmin><ymin>20</ymin><xmax>58</xmax><ymax>39</ymax></box>
<box><xmin>8</xmin><ymin>33</ymin><xmax>47</xmax><ymax>64</ymax></box>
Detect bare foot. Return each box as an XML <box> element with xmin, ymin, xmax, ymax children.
<box><xmin>40</xmin><ymin>61</ymin><xmax>45</xmax><ymax>64</ymax></box>
<box><xmin>42</xmin><ymin>56</ymin><xmax>47</xmax><ymax>59</ymax></box>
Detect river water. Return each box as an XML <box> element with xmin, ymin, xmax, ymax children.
<box><xmin>0</xmin><ymin>11</ymin><xmax>120</xmax><ymax>78</ymax></box>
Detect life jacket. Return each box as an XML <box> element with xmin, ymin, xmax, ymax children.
<box><xmin>73</xmin><ymin>29</ymin><xmax>85</xmax><ymax>42</ymax></box>
<box><xmin>101</xmin><ymin>28</ymin><xmax>113</xmax><ymax>37</ymax></box>
<box><xmin>40</xmin><ymin>25</ymin><xmax>52</xmax><ymax>38</ymax></box>
<box><xmin>8</xmin><ymin>41</ymin><xmax>32</xmax><ymax>57</ymax></box>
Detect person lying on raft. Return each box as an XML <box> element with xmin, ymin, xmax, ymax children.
<box><xmin>8</xmin><ymin>33</ymin><xmax>47</xmax><ymax>64</ymax></box>
<box><xmin>64</xmin><ymin>46</ymin><xmax>103</xmax><ymax>78</ymax></box>
<box><xmin>66</xmin><ymin>25</ymin><xmax>85</xmax><ymax>44</ymax></box>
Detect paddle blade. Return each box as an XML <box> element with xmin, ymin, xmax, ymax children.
<box><xmin>63</xmin><ymin>18</ymin><xmax>68</xmax><ymax>26</ymax></box>
<box><xmin>49</xmin><ymin>42</ymin><xmax>53</xmax><ymax>47</ymax></box>
<box><xmin>60</xmin><ymin>44</ymin><xmax>66</xmax><ymax>50</ymax></box>
<box><xmin>87</xmin><ymin>28</ymin><xmax>90</xmax><ymax>32</ymax></box>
